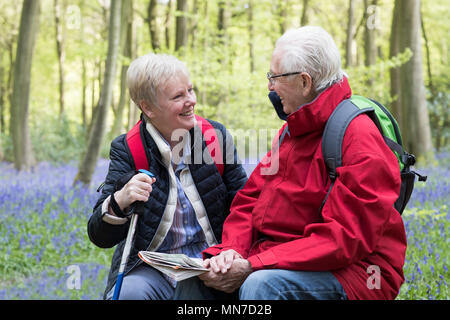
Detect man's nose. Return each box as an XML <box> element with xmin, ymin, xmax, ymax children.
<box><xmin>268</xmin><ymin>80</ymin><xmax>274</xmax><ymax>91</ymax></box>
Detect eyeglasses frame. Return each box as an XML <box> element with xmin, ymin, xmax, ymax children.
<box><xmin>266</xmin><ymin>71</ymin><xmax>302</xmax><ymax>84</ymax></box>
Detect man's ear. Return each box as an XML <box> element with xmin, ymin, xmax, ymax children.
<box><xmin>299</xmin><ymin>72</ymin><xmax>314</xmax><ymax>97</ymax></box>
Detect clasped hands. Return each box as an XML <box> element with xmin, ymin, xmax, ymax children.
<box><xmin>199</xmin><ymin>249</ymin><xmax>252</xmax><ymax>293</ymax></box>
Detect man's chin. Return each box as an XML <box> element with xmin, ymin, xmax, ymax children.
<box><xmin>282</xmin><ymin>106</ymin><xmax>292</xmax><ymax>115</ymax></box>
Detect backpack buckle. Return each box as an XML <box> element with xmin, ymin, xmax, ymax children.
<box><xmin>402</xmin><ymin>153</ymin><xmax>416</xmax><ymax>166</ymax></box>
<box><xmin>412</xmin><ymin>170</ymin><xmax>428</xmax><ymax>182</ymax></box>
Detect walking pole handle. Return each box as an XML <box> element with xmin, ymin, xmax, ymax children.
<box><xmin>112</xmin><ymin>169</ymin><xmax>155</xmax><ymax>300</ymax></box>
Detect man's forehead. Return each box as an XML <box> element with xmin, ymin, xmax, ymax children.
<box><xmin>270</xmin><ymin>49</ymin><xmax>283</xmax><ymax>72</ymax></box>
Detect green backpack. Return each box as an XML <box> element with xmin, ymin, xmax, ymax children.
<box><xmin>320</xmin><ymin>95</ymin><xmax>427</xmax><ymax>214</ymax></box>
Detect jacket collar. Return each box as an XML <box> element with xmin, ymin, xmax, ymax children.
<box><xmin>144</xmin><ymin>119</ymin><xmax>192</xmax><ymax>168</ymax></box>
<box><xmin>285</xmin><ymin>77</ymin><xmax>352</xmax><ymax>137</ymax></box>
<box><xmin>140</xmin><ymin>117</ymin><xmax>191</xmax><ymax>169</ymax></box>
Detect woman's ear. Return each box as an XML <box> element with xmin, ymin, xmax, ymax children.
<box><xmin>140</xmin><ymin>100</ymin><xmax>154</xmax><ymax>119</ymax></box>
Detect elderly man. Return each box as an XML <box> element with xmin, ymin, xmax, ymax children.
<box><xmin>181</xmin><ymin>26</ymin><xmax>407</xmax><ymax>300</ymax></box>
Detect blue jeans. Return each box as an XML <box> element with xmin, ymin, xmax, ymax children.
<box><xmin>105</xmin><ymin>264</ymin><xmax>174</xmax><ymax>300</ymax></box>
<box><xmin>174</xmin><ymin>269</ymin><xmax>347</xmax><ymax>300</ymax></box>
<box><xmin>105</xmin><ymin>264</ymin><xmax>235</xmax><ymax>300</ymax></box>
<box><xmin>239</xmin><ymin>269</ymin><xmax>347</xmax><ymax>300</ymax></box>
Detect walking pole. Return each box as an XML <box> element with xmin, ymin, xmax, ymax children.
<box><xmin>112</xmin><ymin>169</ymin><xmax>155</xmax><ymax>300</ymax></box>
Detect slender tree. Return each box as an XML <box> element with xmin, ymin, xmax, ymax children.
<box><xmin>74</xmin><ymin>0</ymin><xmax>122</xmax><ymax>185</ymax></box>
<box><xmin>164</xmin><ymin>0</ymin><xmax>172</xmax><ymax>50</ymax></box>
<box><xmin>390</xmin><ymin>0</ymin><xmax>433</xmax><ymax>161</ymax></box>
<box><xmin>148</xmin><ymin>0</ymin><xmax>160</xmax><ymax>51</ymax></box>
<box><xmin>175</xmin><ymin>0</ymin><xmax>188</xmax><ymax>52</ymax></box>
<box><xmin>248</xmin><ymin>0</ymin><xmax>255</xmax><ymax>73</ymax></box>
<box><xmin>345</xmin><ymin>0</ymin><xmax>356</xmax><ymax>68</ymax></box>
<box><xmin>364</xmin><ymin>0</ymin><xmax>377</xmax><ymax>65</ymax></box>
<box><xmin>300</xmin><ymin>0</ymin><xmax>310</xmax><ymax>26</ymax></box>
<box><xmin>0</xmin><ymin>53</ymin><xmax>4</xmax><ymax>135</ymax></box>
<box><xmin>54</xmin><ymin>0</ymin><xmax>66</xmax><ymax>117</ymax></box>
<box><xmin>110</xmin><ymin>0</ymin><xmax>132</xmax><ymax>139</ymax></box>
<box><xmin>278</xmin><ymin>0</ymin><xmax>288</xmax><ymax>34</ymax></box>
<box><xmin>10</xmin><ymin>0</ymin><xmax>40</xmax><ymax>171</ymax></box>
<box><xmin>217</xmin><ymin>0</ymin><xmax>229</xmax><ymax>67</ymax></box>
<box><xmin>190</xmin><ymin>0</ymin><xmax>199</xmax><ymax>49</ymax></box>
<box><xmin>389</xmin><ymin>0</ymin><xmax>401</xmax><ymax>123</ymax></box>
<box><xmin>364</xmin><ymin>0</ymin><xmax>377</xmax><ymax>86</ymax></box>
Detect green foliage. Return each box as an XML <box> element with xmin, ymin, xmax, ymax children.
<box><xmin>1</xmin><ymin>0</ymin><xmax>448</xmax><ymax>164</ymax></box>
<box><xmin>1</xmin><ymin>113</ymin><xmax>87</xmax><ymax>163</ymax></box>
<box><xmin>31</xmin><ymin>115</ymin><xmax>87</xmax><ymax>163</ymax></box>
<box><xmin>346</xmin><ymin>48</ymin><xmax>413</xmax><ymax>104</ymax></box>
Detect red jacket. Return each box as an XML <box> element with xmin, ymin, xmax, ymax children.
<box><xmin>203</xmin><ymin>78</ymin><xmax>407</xmax><ymax>300</ymax></box>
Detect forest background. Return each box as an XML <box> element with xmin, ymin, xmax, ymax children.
<box><xmin>1</xmin><ymin>0</ymin><xmax>448</xmax><ymax>174</ymax></box>
<box><xmin>0</xmin><ymin>0</ymin><xmax>448</xmax><ymax>300</ymax></box>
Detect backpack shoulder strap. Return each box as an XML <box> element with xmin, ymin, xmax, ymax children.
<box><xmin>126</xmin><ymin>116</ymin><xmax>224</xmax><ymax>176</ymax></box>
<box><xmin>319</xmin><ymin>99</ymin><xmax>374</xmax><ymax>213</ymax></box>
<box><xmin>195</xmin><ymin>115</ymin><xmax>224</xmax><ymax>176</ymax></box>
<box><xmin>126</xmin><ymin>120</ymin><xmax>149</xmax><ymax>171</ymax></box>
<box><xmin>322</xmin><ymin>99</ymin><xmax>374</xmax><ymax>180</ymax></box>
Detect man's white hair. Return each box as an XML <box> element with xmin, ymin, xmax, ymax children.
<box><xmin>127</xmin><ymin>53</ymin><xmax>190</xmax><ymax>108</ymax></box>
<box><xmin>274</xmin><ymin>26</ymin><xmax>345</xmax><ymax>92</ymax></box>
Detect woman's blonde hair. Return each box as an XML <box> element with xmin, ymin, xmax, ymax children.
<box><xmin>127</xmin><ymin>53</ymin><xmax>190</xmax><ymax>109</ymax></box>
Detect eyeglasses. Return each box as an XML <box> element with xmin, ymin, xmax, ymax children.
<box><xmin>267</xmin><ymin>71</ymin><xmax>301</xmax><ymax>85</ymax></box>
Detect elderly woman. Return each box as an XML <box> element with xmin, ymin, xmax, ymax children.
<box><xmin>87</xmin><ymin>53</ymin><xmax>247</xmax><ymax>300</ymax></box>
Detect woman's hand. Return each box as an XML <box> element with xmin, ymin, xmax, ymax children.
<box><xmin>114</xmin><ymin>172</ymin><xmax>156</xmax><ymax>211</ymax></box>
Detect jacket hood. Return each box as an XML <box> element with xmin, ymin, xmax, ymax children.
<box><xmin>271</xmin><ymin>77</ymin><xmax>352</xmax><ymax>137</ymax></box>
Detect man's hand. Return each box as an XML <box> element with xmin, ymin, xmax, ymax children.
<box><xmin>199</xmin><ymin>258</ymin><xmax>252</xmax><ymax>293</ymax></box>
<box><xmin>202</xmin><ymin>249</ymin><xmax>243</xmax><ymax>274</ymax></box>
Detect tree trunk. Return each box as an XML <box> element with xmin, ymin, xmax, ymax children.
<box><xmin>420</xmin><ymin>6</ymin><xmax>440</xmax><ymax>150</ymax></box>
<box><xmin>111</xmin><ymin>0</ymin><xmax>133</xmax><ymax>139</ymax></box>
<box><xmin>54</xmin><ymin>0</ymin><xmax>65</xmax><ymax>117</ymax></box>
<box><xmin>10</xmin><ymin>0</ymin><xmax>40</xmax><ymax>171</ymax></box>
<box><xmin>0</xmin><ymin>54</ymin><xmax>4</xmax><ymax>135</ymax></box>
<box><xmin>164</xmin><ymin>0</ymin><xmax>172</xmax><ymax>50</ymax></box>
<box><xmin>345</xmin><ymin>0</ymin><xmax>356</xmax><ymax>68</ymax></box>
<box><xmin>128</xmin><ymin>1</ymin><xmax>138</xmax><ymax>130</ymax></box>
<box><xmin>248</xmin><ymin>0</ymin><xmax>255</xmax><ymax>73</ymax></box>
<box><xmin>394</xmin><ymin>0</ymin><xmax>433</xmax><ymax>161</ymax></box>
<box><xmin>81</xmin><ymin>58</ymin><xmax>87</xmax><ymax>129</ymax></box>
<box><xmin>148</xmin><ymin>0</ymin><xmax>160</xmax><ymax>51</ymax></box>
<box><xmin>364</xmin><ymin>0</ymin><xmax>377</xmax><ymax>86</ymax></box>
<box><xmin>300</xmin><ymin>0</ymin><xmax>310</xmax><ymax>26</ymax></box>
<box><xmin>217</xmin><ymin>0</ymin><xmax>230</xmax><ymax>68</ymax></box>
<box><xmin>278</xmin><ymin>0</ymin><xmax>288</xmax><ymax>34</ymax></box>
<box><xmin>175</xmin><ymin>0</ymin><xmax>188</xmax><ymax>52</ymax></box>
<box><xmin>389</xmin><ymin>0</ymin><xmax>401</xmax><ymax>125</ymax></box>
<box><xmin>200</xmin><ymin>1</ymin><xmax>209</xmax><ymax>106</ymax></box>
<box><xmin>190</xmin><ymin>0</ymin><xmax>199</xmax><ymax>49</ymax></box>
<box><xmin>74</xmin><ymin>0</ymin><xmax>122</xmax><ymax>186</ymax></box>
